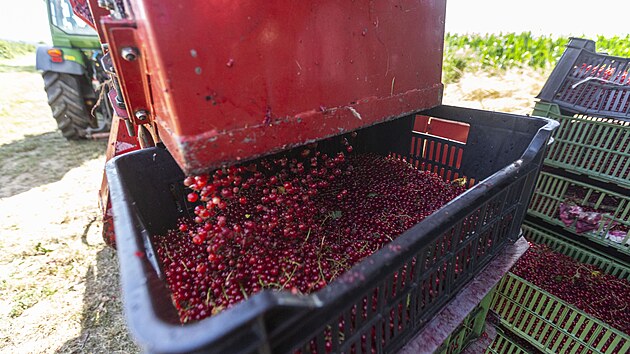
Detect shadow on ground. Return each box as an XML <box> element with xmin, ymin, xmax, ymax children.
<box><xmin>54</xmin><ymin>244</ymin><xmax>139</xmax><ymax>354</ymax></box>
<box><xmin>0</xmin><ymin>131</ymin><xmax>107</xmax><ymax>198</ymax></box>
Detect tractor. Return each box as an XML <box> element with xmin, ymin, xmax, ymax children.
<box><xmin>36</xmin><ymin>0</ymin><xmax>111</xmax><ymax>139</ymax></box>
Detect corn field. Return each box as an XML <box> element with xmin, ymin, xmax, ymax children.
<box><xmin>443</xmin><ymin>32</ymin><xmax>630</xmax><ymax>82</ymax></box>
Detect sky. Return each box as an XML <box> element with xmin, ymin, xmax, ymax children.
<box><xmin>0</xmin><ymin>0</ymin><xmax>629</xmax><ymax>44</ymax></box>
<box><xmin>1</xmin><ymin>0</ymin><xmax>51</xmax><ymax>43</ymax></box>
<box><xmin>445</xmin><ymin>0</ymin><xmax>630</xmax><ymax>37</ymax></box>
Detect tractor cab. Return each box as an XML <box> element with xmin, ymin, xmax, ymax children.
<box><xmin>35</xmin><ymin>0</ymin><xmax>112</xmax><ymax>140</ymax></box>
<box><xmin>47</xmin><ymin>0</ymin><xmax>98</xmax><ymax>48</ymax></box>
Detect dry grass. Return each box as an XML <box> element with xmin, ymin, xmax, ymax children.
<box><xmin>443</xmin><ymin>68</ymin><xmax>551</xmax><ymax>114</ymax></box>
<box><xmin>0</xmin><ymin>54</ymin><xmax>138</xmax><ymax>354</ymax></box>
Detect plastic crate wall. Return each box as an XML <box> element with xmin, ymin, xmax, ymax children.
<box><xmin>533</xmin><ymin>101</ymin><xmax>630</xmax><ymax>189</ymax></box>
<box><xmin>484</xmin><ymin>328</ymin><xmax>529</xmax><ymax>354</ymax></box>
<box><xmin>435</xmin><ymin>289</ymin><xmax>494</xmax><ymax>354</ymax></box>
<box><xmin>527</xmin><ymin>171</ymin><xmax>630</xmax><ymax>255</ymax></box>
<box><xmin>491</xmin><ymin>273</ymin><xmax>630</xmax><ymax>354</ymax></box>
<box><xmin>522</xmin><ymin>222</ymin><xmax>630</xmax><ymax>280</ymax></box>
<box><xmin>537</xmin><ymin>37</ymin><xmax>630</xmax><ymax>120</ymax></box>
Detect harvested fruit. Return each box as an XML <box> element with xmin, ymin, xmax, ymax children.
<box><xmin>559</xmin><ymin>61</ymin><xmax>630</xmax><ymax>116</ymax></box>
<box><xmin>512</xmin><ymin>243</ymin><xmax>630</xmax><ymax>334</ymax></box>
<box><xmin>558</xmin><ymin>203</ymin><xmax>603</xmax><ymax>233</ymax></box>
<box><xmin>556</xmin><ymin>184</ymin><xmax>628</xmax><ymax>238</ymax></box>
<box><xmin>154</xmin><ymin>139</ymin><xmax>466</xmax><ymax>323</ymax></box>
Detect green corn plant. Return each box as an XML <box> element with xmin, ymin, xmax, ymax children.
<box><xmin>443</xmin><ymin>33</ymin><xmax>630</xmax><ymax>83</ymax></box>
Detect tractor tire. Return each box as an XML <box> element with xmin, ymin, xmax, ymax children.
<box><xmin>43</xmin><ymin>72</ymin><xmax>95</xmax><ymax>140</ymax></box>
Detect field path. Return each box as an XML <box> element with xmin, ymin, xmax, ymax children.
<box><xmin>0</xmin><ymin>54</ymin><xmax>137</xmax><ymax>354</ymax></box>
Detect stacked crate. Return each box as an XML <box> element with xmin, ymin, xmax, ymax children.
<box><xmin>528</xmin><ymin>38</ymin><xmax>630</xmax><ymax>260</ymax></box>
<box><xmin>435</xmin><ymin>293</ymin><xmax>494</xmax><ymax>354</ymax></box>
<box><xmin>529</xmin><ymin>37</ymin><xmax>630</xmax><ymax>257</ymax></box>
<box><xmin>488</xmin><ymin>38</ymin><xmax>630</xmax><ymax>353</ymax></box>
<box><xmin>492</xmin><ymin>223</ymin><xmax>630</xmax><ymax>353</ymax></box>
<box><xmin>484</xmin><ymin>328</ymin><xmax>530</xmax><ymax>354</ymax></box>
<box><xmin>528</xmin><ymin>102</ymin><xmax>630</xmax><ymax>257</ymax></box>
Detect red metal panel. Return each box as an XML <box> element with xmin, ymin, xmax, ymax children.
<box><xmin>70</xmin><ymin>0</ymin><xmax>110</xmax><ymax>43</ymax></box>
<box><xmin>99</xmin><ymin>113</ymin><xmax>141</xmax><ymax>247</ymax></box>
<box><xmin>114</xmin><ymin>0</ymin><xmax>447</xmax><ymax>174</ymax></box>
<box><xmin>85</xmin><ymin>0</ymin><xmax>111</xmax><ymax>44</ymax></box>
<box><xmin>101</xmin><ymin>20</ymin><xmax>154</xmax><ymax>125</ymax></box>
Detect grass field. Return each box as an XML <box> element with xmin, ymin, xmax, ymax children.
<box><xmin>443</xmin><ymin>33</ymin><xmax>630</xmax><ymax>82</ymax></box>
<box><xmin>0</xmin><ymin>40</ymin><xmax>36</xmax><ymax>60</ymax></box>
<box><xmin>0</xmin><ymin>49</ymin><xmax>137</xmax><ymax>353</ymax></box>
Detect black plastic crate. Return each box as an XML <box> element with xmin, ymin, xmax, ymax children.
<box><xmin>106</xmin><ymin>105</ymin><xmax>557</xmax><ymax>354</ymax></box>
<box><xmin>538</xmin><ymin>38</ymin><xmax>630</xmax><ymax>121</ymax></box>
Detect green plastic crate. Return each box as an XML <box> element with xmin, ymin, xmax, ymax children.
<box><xmin>528</xmin><ymin>171</ymin><xmax>630</xmax><ymax>254</ymax></box>
<box><xmin>484</xmin><ymin>328</ymin><xmax>529</xmax><ymax>354</ymax></box>
<box><xmin>533</xmin><ymin>101</ymin><xmax>630</xmax><ymax>189</ymax></box>
<box><xmin>435</xmin><ymin>291</ymin><xmax>494</xmax><ymax>354</ymax></box>
<box><xmin>522</xmin><ymin>222</ymin><xmax>630</xmax><ymax>280</ymax></box>
<box><xmin>492</xmin><ymin>273</ymin><xmax>630</xmax><ymax>354</ymax></box>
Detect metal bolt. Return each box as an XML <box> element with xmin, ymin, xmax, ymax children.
<box><xmin>98</xmin><ymin>0</ymin><xmax>115</xmax><ymax>10</ymax></box>
<box><xmin>135</xmin><ymin>110</ymin><xmax>149</xmax><ymax>121</ymax></box>
<box><xmin>124</xmin><ymin>119</ymin><xmax>135</xmax><ymax>137</ymax></box>
<box><xmin>121</xmin><ymin>47</ymin><xmax>139</xmax><ymax>61</ymax></box>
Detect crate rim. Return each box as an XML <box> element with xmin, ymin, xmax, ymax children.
<box><xmin>535</xmin><ymin>100</ymin><xmax>630</xmax><ymax>127</ymax></box>
<box><xmin>563</xmin><ymin>37</ymin><xmax>630</xmax><ymax>63</ymax></box>
<box><xmin>106</xmin><ymin>105</ymin><xmax>558</xmax><ymax>353</ymax></box>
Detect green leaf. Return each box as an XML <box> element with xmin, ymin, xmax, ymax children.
<box><xmin>35</xmin><ymin>242</ymin><xmax>53</xmax><ymax>254</ymax></box>
<box><xmin>367</xmin><ymin>193</ymin><xmax>378</xmax><ymax>198</ymax></box>
<box><xmin>245</xmin><ymin>214</ymin><xmax>251</xmax><ymax>219</ymax></box>
<box><xmin>330</xmin><ymin>210</ymin><xmax>342</xmax><ymax>220</ymax></box>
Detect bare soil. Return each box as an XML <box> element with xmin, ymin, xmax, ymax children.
<box><xmin>443</xmin><ymin>68</ymin><xmax>550</xmax><ymax>114</ymax></box>
<box><xmin>0</xmin><ymin>55</ymin><xmax>137</xmax><ymax>354</ymax></box>
<box><xmin>0</xmin><ymin>54</ymin><xmax>548</xmax><ymax>353</ymax></box>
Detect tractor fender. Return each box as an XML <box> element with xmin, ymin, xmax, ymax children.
<box><xmin>36</xmin><ymin>46</ymin><xmax>85</xmax><ymax>75</ymax></box>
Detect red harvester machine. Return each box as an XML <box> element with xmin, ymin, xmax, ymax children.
<box><xmin>72</xmin><ymin>0</ymin><xmax>558</xmax><ymax>353</ymax></box>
